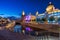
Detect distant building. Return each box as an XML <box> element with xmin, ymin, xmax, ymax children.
<box><xmin>24</xmin><ymin>13</ymin><xmax>36</xmax><ymax>23</ymax></box>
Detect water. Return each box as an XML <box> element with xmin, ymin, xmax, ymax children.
<box><xmin>14</xmin><ymin>25</ymin><xmax>22</xmax><ymax>33</ymax></box>
<box><xmin>13</xmin><ymin>25</ymin><xmax>59</xmax><ymax>40</ymax></box>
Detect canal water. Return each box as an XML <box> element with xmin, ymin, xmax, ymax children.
<box><xmin>14</xmin><ymin>25</ymin><xmax>22</xmax><ymax>33</ymax></box>
<box><xmin>13</xmin><ymin>25</ymin><xmax>59</xmax><ymax>40</ymax></box>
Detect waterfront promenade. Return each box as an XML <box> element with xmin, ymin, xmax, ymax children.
<box><xmin>0</xmin><ymin>29</ymin><xmax>59</xmax><ymax>40</ymax></box>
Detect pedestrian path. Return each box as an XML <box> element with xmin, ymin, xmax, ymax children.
<box><xmin>0</xmin><ymin>30</ymin><xmax>59</xmax><ymax>40</ymax></box>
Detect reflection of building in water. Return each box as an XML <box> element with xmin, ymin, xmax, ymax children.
<box><xmin>14</xmin><ymin>25</ymin><xmax>22</xmax><ymax>33</ymax></box>
<box><xmin>25</xmin><ymin>27</ymin><xmax>33</xmax><ymax>31</ymax></box>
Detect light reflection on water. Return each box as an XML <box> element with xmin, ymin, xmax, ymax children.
<box><xmin>14</xmin><ymin>25</ymin><xmax>32</xmax><ymax>33</ymax></box>
<box><xmin>14</xmin><ymin>25</ymin><xmax>22</xmax><ymax>33</ymax></box>
<box><xmin>13</xmin><ymin>25</ymin><xmax>59</xmax><ymax>40</ymax></box>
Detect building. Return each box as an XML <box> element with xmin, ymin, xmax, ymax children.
<box><xmin>24</xmin><ymin>13</ymin><xmax>36</xmax><ymax>23</ymax></box>
<box><xmin>20</xmin><ymin>2</ymin><xmax>60</xmax><ymax>24</ymax></box>
<box><xmin>36</xmin><ymin>2</ymin><xmax>60</xmax><ymax>24</ymax></box>
<box><xmin>21</xmin><ymin>11</ymin><xmax>26</xmax><ymax>22</ymax></box>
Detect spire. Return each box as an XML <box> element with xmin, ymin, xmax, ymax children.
<box><xmin>29</xmin><ymin>12</ymin><xmax>31</xmax><ymax>15</ymax></box>
<box><xmin>22</xmin><ymin>11</ymin><xmax>25</xmax><ymax>16</ymax></box>
<box><xmin>36</xmin><ymin>11</ymin><xmax>38</xmax><ymax>16</ymax></box>
<box><xmin>48</xmin><ymin>2</ymin><xmax>53</xmax><ymax>6</ymax></box>
<box><xmin>46</xmin><ymin>2</ymin><xmax>55</xmax><ymax>14</ymax></box>
<box><xmin>49</xmin><ymin>2</ymin><xmax>52</xmax><ymax>5</ymax></box>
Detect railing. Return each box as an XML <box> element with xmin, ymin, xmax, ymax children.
<box><xmin>20</xmin><ymin>22</ymin><xmax>60</xmax><ymax>34</ymax></box>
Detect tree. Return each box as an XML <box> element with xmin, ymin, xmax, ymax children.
<box><xmin>49</xmin><ymin>16</ymin><xmax>55</xmax><ymax>21</ymax></box>
<box><xmin>41</xmin><ymin>18</ymin><xmax>47</xmax><ymax>22</ymax></box>
<box><xmin>36</xmin><ymin>18</ymin><xmax>40</xmax><ymax>22</ymax></box>
<box><xmin>36</xmin><ymin>17</ymin><xmax>48</xmax><ymax>23</ymax></box>
<box><xmin>57</xmin><ymin>18</ymin><xmax>60</xmax><ymax>21</ymax></box>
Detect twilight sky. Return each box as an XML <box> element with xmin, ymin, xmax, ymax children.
<box><xmin>0</xmin><ymin>0</ymin><xmax>60</xmax><ymax>17</ymax></box>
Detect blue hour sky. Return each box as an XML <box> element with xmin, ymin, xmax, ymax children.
<box><xmin>0</xmin><ymin>0</ymin><xmax>60</xmax><ymax>17</ymax></box>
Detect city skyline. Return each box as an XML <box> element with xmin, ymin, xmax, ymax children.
<box><xmin>0</xmin><ymin>0</ymin><xmax>60</xmax><ymax>17</ymax></box>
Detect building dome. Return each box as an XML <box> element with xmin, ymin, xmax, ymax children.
<box><xmin>46</xmin><ymin>2</ymin><xmax>55</xmax><ymax>13</ymax></box>
<box><xmin>46</xmin><ymin>5</ymin><xmax>54</xmax><ymax>12</ymax></box>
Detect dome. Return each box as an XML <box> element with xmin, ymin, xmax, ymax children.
<box><xmin>46</xmin><ymin>2</ymin><xmax>55</xmax><ymax>13</ymax></box>
<box><xmin>46</xmin><ymin>5</ymin><xmax>54</xmax><ymax>12</ymax></box>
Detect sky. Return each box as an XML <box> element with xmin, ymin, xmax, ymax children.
<box><xmin>0</xmin><ymin>0</ymin><xmax>60</xmax><ymax>17</ymax></box>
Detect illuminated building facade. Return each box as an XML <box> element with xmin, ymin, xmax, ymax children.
<box><xmin>21</xmin><ymin>2</ymin><xmax>60</xmax><ymax>24</ymax></box>
<box><xmin>24</xmin><ymin>13</ymin><xmax>36</xmax><ymax>23</ymax></box>
<box><xmin>36</xmin><ymin>2</ymin><xmax>60</xmax><ymax>24</ymax></box>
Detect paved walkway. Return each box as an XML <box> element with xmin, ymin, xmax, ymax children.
<box><xmin>0</xmin><ymin>30</ymin><xmax>59</xmax><ymax>40</ymax></box>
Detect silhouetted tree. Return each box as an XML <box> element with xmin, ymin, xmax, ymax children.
<box><xmin>49</xmin><ymin>16</ymin><xmax>55</xmax><ymax>21</ymax></box>
<box><xmin>41</xmin><ymin>18</ymin><xmax>47</xmax><ymax>22</ymax></box>
<box><xmin>36</xmin><ymin>18</ymin><xmax>40</xmax><ymax>22</ymax></box>
<box><xmin>57</xmin><ymin>18</ymin><xmax>60</xmax><ymax>21</ymax></box>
